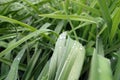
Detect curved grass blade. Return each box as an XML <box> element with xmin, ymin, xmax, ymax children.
<box><xmin>0</xmin><ymin>15</ymin><xmax>36</xmax><ymax>31</ymax></box>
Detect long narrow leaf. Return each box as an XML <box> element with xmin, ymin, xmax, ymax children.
<box><xmin>0</xmin><ymin>29</ymin><xmax>50</xmax><ymax>57</ymax></box>
<box><xmin>0</xmin><ymin>15</ymin><xmax>36</xmax><ymax>31</ymax></box>
<box><xmin>5</xmin><ymin>47</ymin><xmax>26</xmax><ymax>80</ymax></box>
<box><xmin>39</xmin><ymin>14</ymin><xmax>100</xmax><ymax>24</ymax></box>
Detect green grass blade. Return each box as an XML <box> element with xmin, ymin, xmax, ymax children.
<box><xmin>72</xmin><ymin>0</ymin><xmax>100</xmax><ymax>15</ymax></box>
<box><xmin>46</xmin><ymin>32</ymin><xmax>85</xmax><ymax>80</ymax></box>
<box><xmin>97</xmin><ymin>38</ymin><xmax>104</xmax><ymax>56</ymax></box>
<box><xmin>0</xmin><ymin>33</ymin><xmax>18</xmax><ymax>40</ymax></box>
<box><xmin>66</xmin><ymin>41</ymin><xmax>85</xmax><ymax>80</ymax></box>
<box><xmin>58</xmin><ymin>40</ymin><xmax>85</xmax><ymax>80</ymax></box>
<box><xmin>114</xmin><ymin>50</ymin><xmax>120</xmax><ymax>80</ymax></box>
<box><xmin>0</xmin><ymin>41</ymin><xmax>7</xmax><ymax>48</ymax></box>
<box><xmin>98</xmin><ymin>55</ymin><xmax>113</xmax><ymax>80</ymax></box>
<box><xmin>22</xmin><ymin>49</ymin><xmax>41</xmax><ymax>80</ymax></box>
<box><xmin>0</xmin><ymin>29</ymin><xmax>50</xmax><ymax>57</ymax></box>
<box><xmin>89</xmin><ymin>50</ymin><xmax>99</xmax><ymax>80</ymax></box>
<box><xmin>0</xmin><ymin>15</ymin><xmax>36</xmax><ymax>31</ymax></box>
<box><xmin>48</xmin><ymin>32</ymin><xmax>67</xmax><ymax>80</ymax></box>
<box><xmin>55</xmin><ymin>36</ymin><xmax>75</xmax><ymax>80</ymax></box>
<box><xmin>89</xmin><ymin>50</ymin><xmax>113</xmax><ymax>80</ymax></box>
<box><xmin>5</xmin><ymin>47</ymin><xmax>26</xmax><ymax>80</ymax></box>
<box><xmin>1</xmin><ymin>40</ymin><xmax>15</xmax><ymax>75</ymax></box>
<box><xmin>37</xmin><ymin>61</ymin><xmax>50</xmax><ymax>80</ymax></box>
<box><xmin>109</xmin><ymin>7</ymin><xmax>120</xmax><ymax>43</ymax></box>
<box><xmin>0</xmin><ymin>57</ymin><xmax>26</xmax><ymax>71</ymax></box>
<box><xmin>22</xmin><ymin>0</ymin><xmax>40</xmax><ymax>13</ymax></box>
<box><xmin>97</xmin><ymin>0</ymin><xmax>112</xmax><ymax>27</ymax></box>
<box><xmin>39</xmin><ymin>14</ymin><xmax>99</xmax><ymax>24</ymax></box>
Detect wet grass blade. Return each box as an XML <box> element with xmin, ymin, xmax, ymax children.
<box><xmin>59</xmin><ymin>41</ymin><xmax>85</xmax><ymax>80</ymax></box>
<box><xmin>89</xmin><ymin>50</ymin><xmax>113</xmax><ymax>80</ymax></box>
<box><xmin>0</xmin><ymin>15</ymin><xmax>36</xmax><ymax>31</ymax></box>
<box><xmin>48</xmin><ymin>32</ymin><xmax>67</xmax><ymax>80</ymax></box>
<box><xmin>0</xmin><ymin>29</ymin><xmax>50</xmax><ymax>57</ymax></box>
<box><xmin>5</xmin><ymin>47</ymin><xmax>26</xmax><ymax>80</ymax></box>
<box><xmin>42</xmin><ymin>32</ymin><xmax>85</xmax><ymax>80</ymax></box>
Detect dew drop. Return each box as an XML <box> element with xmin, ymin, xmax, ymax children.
<box><xmin>59</xmin><ymin>32</ymin><xmax>66</xmax><ymax>40</ymax></box>
<box><xmin>17</xmin><ymin>58</ymin><xmax>20</xmax><ymax>61</ymax></box>
<box><xmin>112</xmin><ymin>57</ymin><xmax>116</xmax><ymax>61</ymax></box>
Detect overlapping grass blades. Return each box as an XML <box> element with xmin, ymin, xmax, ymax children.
<box><xmin>37</xmin><ymin>32</ymin><xmax>85</xmax><ymax>80</ymax></box>
<box><xmin>0</xmin><ymin>0</ymin><xmax>120</xmax><ymax>80</ymax></box>
<box><xmin>97</xmin><ymin>0</ymin><xmax>112</xmax><ymax>27</ymax></box>
<box><xmin>0</xmin><ymin>29</ymin><xmax>50</xmax><ymax>57</ymax></box>
<box><xmin>110</xmin><ymin>7</ymin><xmax>120</xmax><ymax>43</ymax></box>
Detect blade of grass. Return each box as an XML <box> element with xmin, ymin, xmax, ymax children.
<box><xmin>0</xmin><ymin>57</ymin><xmax>26</xmax><ymax>71</ymax></box>
<box><xmin>114</xmin><ymin>50</ymin><xmax>120</xmax><ymax>80</ymax></box>
<box><xmin>37</xmin><ymin>61</ymin><xmax>50</xmax><ymax>80</ymax></box>
<box><xmin>0</xmin><ymin>29</ymin><xmax>50</xmax><ymax>57</ymax></box>
<box><xmin>109</xmin><ymin>7</ymin><xmax>120</xmax><ymax>43</ymax></box>
<box><xmin>98</xmin><ymin>55</ymin><xmax>113</xmax><ymax>80</ymax></box>
<box><xmin>71</xmin><ymin>0</ymin><xmax>100</xmax><ymax>15</ymax></box>
<box><xmin>48</xmin><ymin>32</ymin><xmax>67</xmax><ymax>80</ymax></box>
<box><xmin>22</xmin><ymin>48</ymin><xmax>41</xmax><ymax>80</ymax></box>
<box><xmin>97</xmin><ymin>0</ymin><xmax>112</xmax><ymax>27</ymax></box>
<box><xmin>5</xmin><ymin>46</ymin><xmax>26</xmax><ymax>80</ymax></box>
<box><xmin>69</xmin><ymin>22</ymin><xmax>92</xmax><ymax>33</ymax></box>
<box><xmin>39</xmin><ymin>14</ymin><xmax>99</xmax><ymax>24</ymax></box>
<box><xmin>57</xmin><ymin>40</ymin><xmax>85</xmax><ymax>80</ymax></box>
<box><xmin>89</xmin><ymin>49</ymin><xmax>113</xmax><ymax>80</ymax></box>
<box><xmin>89</xmin><ymin>50</ymin><xmax>99</xmax><ymax>80</ymax></box>
<box><xmin>0</xmin><ymin>15</ymin><xmax>37</xmax><ymax>31</ymax></box>
<box><xmin>0</xmin><ymin>41</ymin><xmax>8</xmax><ymax>48</ymax></box>
<box><xmin>1</xmin><ymin>40</ymin><xmax>16</xmax><ymax>75</ymax></box>
<box><xmin>22</xmin><ymin>0</ymin><xmax>40</xmax><ymax>13</ymax></box>
<box><xmin>63</xmin><ymin>1</ymin><xmax>78</xmax><ymax>41</ymax></box>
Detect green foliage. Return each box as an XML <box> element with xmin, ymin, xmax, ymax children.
<box><xmin>0</xmin><ymin>0</ymin><xmax>120</xmax><ymax>80</ymax></box>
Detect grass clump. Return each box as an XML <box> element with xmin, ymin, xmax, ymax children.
<box><xmin>0</xmin><ymin>0</ymin><xmax>120</xmax><ymax>80</ymax></box>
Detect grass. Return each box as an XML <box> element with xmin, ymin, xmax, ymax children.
<box><xmin>0</xmin><ymin>0</ymin><xmax>120</xmax><ymax>80</ymax></box>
